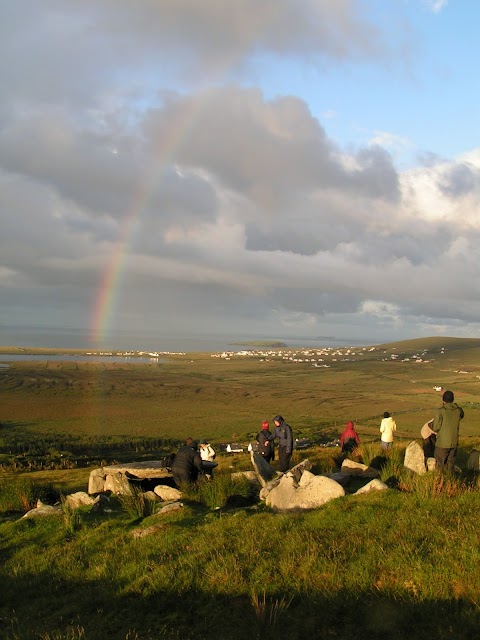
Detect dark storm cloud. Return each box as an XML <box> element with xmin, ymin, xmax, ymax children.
<box><xmin>1</xmin><ymin>1</ymin><xmax>479</xmax><ymax>344</ymax></box>
<box><xmin>439</xmin><ymin>162</ymin><xmax>480</xmax><ymax>198</ymax></box>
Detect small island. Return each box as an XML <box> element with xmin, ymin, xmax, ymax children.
<box><xmin>230</xmin><ymin>340</ymin><xmax>288</xmax><ymax>348</ymax></box>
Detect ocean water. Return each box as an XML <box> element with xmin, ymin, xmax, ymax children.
<box><xmin>0</xmin><ymin>325</ymin><xmax>367</xmax><ymax>354</ymax></box>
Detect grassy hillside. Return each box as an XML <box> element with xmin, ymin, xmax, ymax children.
<box><xmin>1</xmin><ymin>444</ymin><xmax>480</xmax><ymax>640</ymax></box>
<box><xmin>1</xmin><ymin>338</ymin><xmax>480</xmax><ymax>639</ymax></box>
<box><xmin>1</xmin><ymin>337</ymin><xmax>479</xmax><ymax>446</ymax></box>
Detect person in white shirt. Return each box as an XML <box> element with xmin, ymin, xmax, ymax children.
<box><xmin>379</xmin><ymin>412</ymin><xmax>396</xmax><ymax>450</ymax></box>
<box><xmin>199</xmin><ymin>439</ymin><xmax>217</xmax><ymax>478</ymax></box>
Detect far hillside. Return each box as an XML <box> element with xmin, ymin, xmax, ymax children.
<box><xmin>375</xmin><ymin>336</ymin><xmax>480</xmax><ymax>353</ymax></box>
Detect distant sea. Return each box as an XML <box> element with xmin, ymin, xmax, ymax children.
<box><xmin>0</xmin><ymin>325</ymin><xmax>368</xmax><ymax>353</ymax></box>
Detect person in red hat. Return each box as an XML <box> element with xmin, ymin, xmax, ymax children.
<box><xmin>256</xmin><ymin>420</ymin><xmax>274</xmax><ymax>463</ymax></box>
<box><xmin>340</xmin><ymin>421</ymin><xmax>360</xmax><ymax>454</ymax></box>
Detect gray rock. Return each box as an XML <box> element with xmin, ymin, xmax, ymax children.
<box><xmin>355</xmin><ymin>479</ymin><xmax>389</xmax><ymax>494</ymax></box>
<box><xmin>104</xmin><ymin>472</ymin><xmax>133</xmax><ymax>495</ymax></box>
<box><xmin>88</xmin><ymin>467</ymin><xmax>106</xmax><ymax>494</ymax></box>
<box><xmin>158</xmin><ymin>501</ymin><xmax>183</xmax><ymax>514</ymax></box>
<box><xmin>92</xmin><ymin>493</ymin><xmax>111</xmax><ymax>512</ymax></box>
<box><xmin>250</xmin><ymin>451</ymin><xmax>276</xmax><ymax>486</ymax></box>
<box><xmin>64</xmin><ymin>491</ymin><xmax>95</xmax><ymax>509</ymax></box>
<box><xmin>153</xmin><ymin>485</ymin><xmax>182</xmax><ymax>501</ymax></box>
<box><xmin>286</xmin><ymin>458</ymin><xmax>313</xmax><ymax>483</ymax></box>
<box><xmin>266</xmin><ymin>470</ymin><xmax>345</xmax><ymax>512</ymax></box>
<box><xmin>341</xmin><ymin>458</ymin><xmax>380</xmax><ymax>478</ymax></box>
<box><xmin>426</xmin><ymin>457</ymin><xmax>436</xmax><ymax>472</ymax></box>
<box><xmin>89</xmin><ymin>461</ymin><xmax>173</xmax><ymax>494</ymax></box>
<box><xmin>467</xmin><ymin>449</ymin><xmax>480</xmax><ymax>471</ymax></box>
<box><xmin>22</xmin><ymin>504</ymin><xmax>62</xmax><ymax>519</ymax></box>
<box><xmin>102</xmin><ymin>461</ymin><xmax>172</xmax><ymax>479</ymax></box>
<box><xmin>325</xmin><ymin>472</ymin><xmax>351</xmax><ymax>487</ymax></box>
<box><xmin>404</xmin><ymin>441</ymin><xmax>427</xmax><ymax>475</ymax></box>
<box><xmin>259</xmin><ymin>477</ymin><xmax>282</xmax><ymax>501</ymax></box>
<box><xmin>143</xmin><ymin>491</ymin><xmax>160</xmax><ymax>501</ymax></box>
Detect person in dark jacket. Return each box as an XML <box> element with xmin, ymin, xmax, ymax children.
<box><xmin>340</xmin><ymin>421</ymin><xmax>360</xmax><ymax>453</ymax></box>
<box><xmin>171</xmin><ymin>437</ymin><xmax>204</xmax><ymax>486</ymax></box>
<box><xmin>265</xmin><ymin>415</ymin><xmax>293</xmax><ymax>472</ymax></box>
<box><xmin>256</xmin><ymin>420</ymin><xmax>274</xmax><ymax>463</ymax></box>
<box><xmin>434</xmin><ymin>390</ymin><xmax>464</xmax><ymax>472</ymax></box>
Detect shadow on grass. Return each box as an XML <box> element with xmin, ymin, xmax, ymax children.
<box><xmin>1</xmin><ymin>572</ymin><xmax>479</xmax><ymax>640</ymax></box>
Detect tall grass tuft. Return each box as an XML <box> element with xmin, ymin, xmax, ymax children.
<box><xmin>118</xmin><ymin>484</ymin><xmax>157</xmax><ymax>519</ymax></box>
<box><xmin>251</xmin><ymin>591</ymin><xmax>292</xmax><ymax>639</ymax></box>
<box><xmin>61</xmin><ymin>497</ymin><xmax>82</xmax><ymax>536</ymax></box>
<box><xmin>399</xmin><ymin>470</ymin><xmax>472</xmax><ymax>498</ymax></box>
<box><xmin>182</xmin><ymin>472</ymin><xmax>256</xmax><ymax>509</ymax></box>
<box><xmin>38</xmin><ymin>627</ymin><xmax>86</xmax><ymax>640</ymax></box>
<box><xmin>0</xmin><ymin>477</ymin><xmax>59</xmax><ymax>513</ymax></box>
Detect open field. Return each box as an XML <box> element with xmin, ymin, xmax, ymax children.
<box><xmin>1</xmin><ymin>336</ymin><xmax>480</xmax><ymax>444</ymax></box>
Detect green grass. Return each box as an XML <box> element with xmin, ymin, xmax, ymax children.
<box><xmin>1</xmin><ymin>471</ymin><xmax>480</xmax><ymax>639</ymax></box>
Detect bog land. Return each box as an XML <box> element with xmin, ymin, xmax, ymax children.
<box><xmin>1</xmin><ymin>336</ymin><xmax>480</xmax><ymax>639</ymax></box>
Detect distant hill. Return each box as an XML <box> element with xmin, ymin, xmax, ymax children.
<box><xmin>230</xmin><ymin>340</ymin><xmax>288</xmax><ymax>348</ymax></box>
<box><xmin>373</xmin><ymin>336</ymin><xmax>480</xmax><ymax>353</ymax></box>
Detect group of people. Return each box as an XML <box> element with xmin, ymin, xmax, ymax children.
<box><xmin>338</xmin><ymin>389</ymin><xmax>464</xmax><ymax>472</ymax></box>
<box><xmin>171</xmin><ymin>389</ymin><xmax>464</xmax><ymax>486</ymax></box>
<box><xmin>339</xmin><ymin>412</ymin><xmax>397</xmax><ymax>453</ymax></box>
<box><xmin>171</xmin><ymin>415</ymin><xmax>294</xmax><ymax>486</ymax></box>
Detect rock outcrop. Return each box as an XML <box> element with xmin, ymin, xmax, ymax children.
<box><xmin>404</xmin><ymin>441</ymin><xmax>427</xmax><ymax>475</ymax></box>
<box><xmin>265</xmin><ymin>470</ymin><xmax>345</xmax><ymax>512</ymax></box>
<box><xmin>88</xmin><ymin>461</ymin><xmax>173</xmax><ymax>495</ymax></box>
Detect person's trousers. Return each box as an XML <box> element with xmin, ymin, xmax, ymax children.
<box><xmin>278</xmin><ymin>445</ymin><xmax>292</xmax><ymax>472</ymax></box>
<box><xmin>434</xmin><ymin>446</ymin><xmax>457</xmax><ymax>472</ymax></box>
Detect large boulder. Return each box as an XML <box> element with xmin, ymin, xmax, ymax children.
<box><xmin>404</xmin><ymin>441</ymin><xmax>426</xmax><ymax>475</ymax></box>
<box><xmin>104</xmin><ymin>472</ymin><xmax>133</xmax><ymax>495</ymax></box>
<box><xmin>266</xmin><ymin>470</ymin><xmax>345</xmax><ymax>512</ymax></box>
<box><xmin>341</xmin><ymin>458</ymin><xmax>380</xmax><ymax>478</ymax></box>
<box><xmin>88</xmin><ymin>467</ymin><xmax>106</xmax><ymax>494</ymax></box>
<box><xmin>259</xmin><ymin>477</ymin><xmax>282</xmax><ymax>501</ymax></box>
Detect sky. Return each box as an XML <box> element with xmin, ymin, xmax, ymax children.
<box><xmin>1</xmin><ymin>0</ymin><xmax>480</xmax><ymax>349</ymax></box>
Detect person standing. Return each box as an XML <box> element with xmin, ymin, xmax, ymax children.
<box><xmin>340</xmin><ymin>421</ymin><xmax>360</xmax><ymax>453</ymax></box>
<box><xmin>171</xmin><ymin>437</ymin><xmax>204</xmax><ymax>486</ymax></box>
<box><xmin>256</xmin><ymin>420</ymin><xmax>274</xmax><ymax>463</ymax></box>
<box><xmin>379</xmin><ymin>412</ymin><xmax>396</xmax><ymax>450</ymax></box>
<box><xmin>266</xmin><ymin>415</ymin><xmax>293</xmax><ymax>472</ymax></box>
<box><xmin>434</xmin><ymin>390</ymin><xmax>464</xmax><ymax>472</ymax></box>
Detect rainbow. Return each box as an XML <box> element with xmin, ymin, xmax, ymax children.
<box><xmin>90</xmin><ymin>94</ymin><xmax>209</xmax><ymax>346</ymax></box>
<box><xmin>89</xmin><ymin>10</ymin><xmax>281</xmax><ymax>346</ymax></box>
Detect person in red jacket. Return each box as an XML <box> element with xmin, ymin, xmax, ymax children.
<box><xmin>256</xmin><ymin>420</ymin><xmax>274</xmax><ymax>463</ymax></box>
<box><xmin>340</xmin><ymin>421</ymin><xmax>360</xmax><ymax>453</ymax></box>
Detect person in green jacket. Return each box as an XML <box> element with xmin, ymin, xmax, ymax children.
<box><xmin>433</xmin><ymin>390</ymin><xmax>464</xmax><ymax>472</ymax></box>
